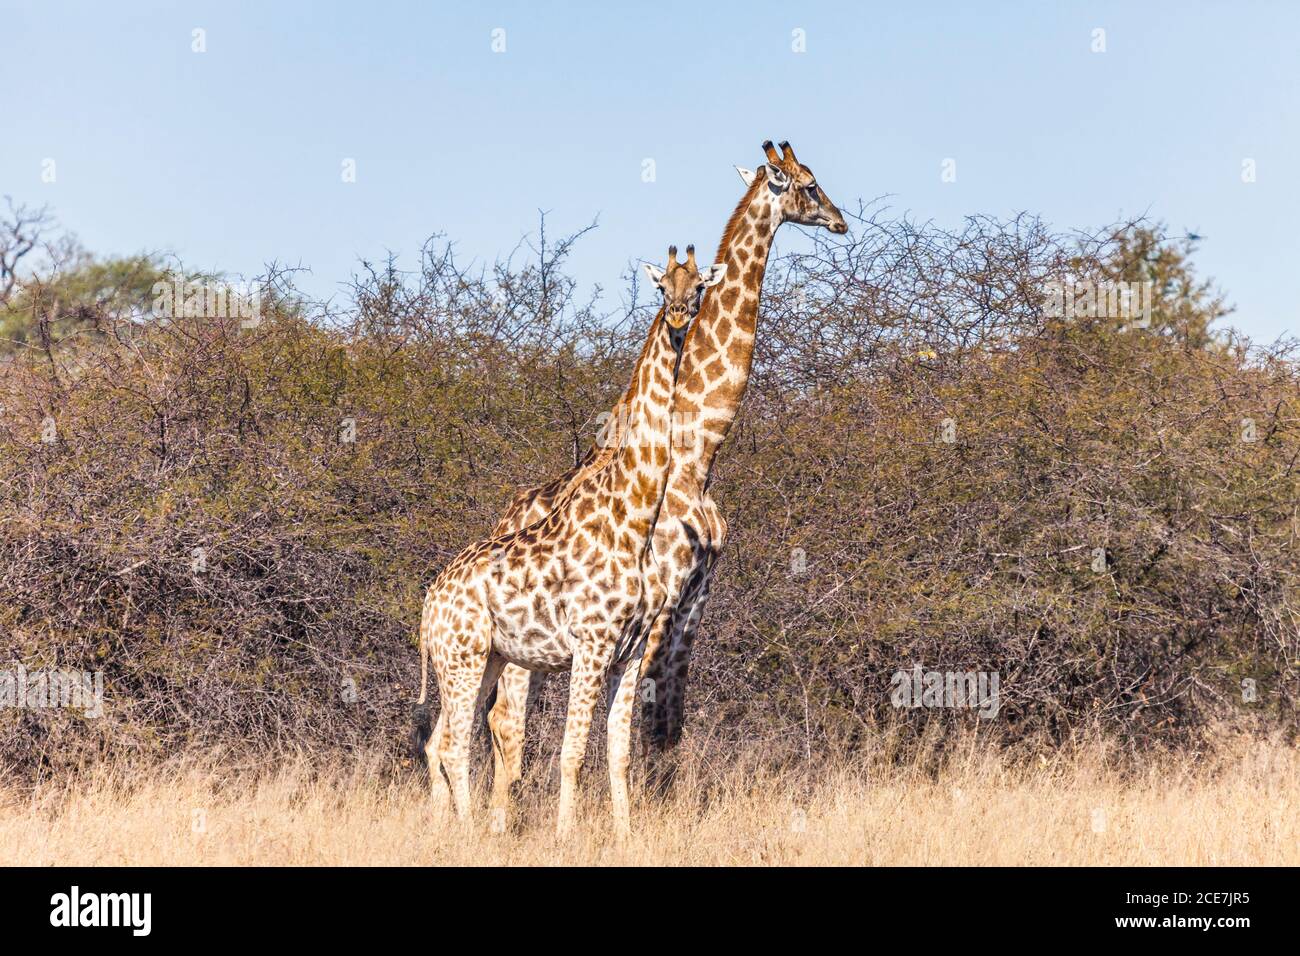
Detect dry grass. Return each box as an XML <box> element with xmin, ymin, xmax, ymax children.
<box><xmin>2</xmin><ymin>736</ymin><xmax>1295</xmax><ymax>866</ymax></box>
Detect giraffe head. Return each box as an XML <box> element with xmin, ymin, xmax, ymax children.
<box><xmin>642</xmin><ymin>244</ymin><xmax>726</xmax><ymax>330</ymax></box>
<box><xmin>737</xmin><ymin>140</ymin><xmax>847</xmax><ymax>234</ymax></box>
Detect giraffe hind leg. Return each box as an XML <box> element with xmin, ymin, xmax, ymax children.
<box><xmin>424</xmin><ymin>709</ymin><xmax>452</xmax><ymax>819</ymax></box>
<box><xmin>433</xmin><ymin>624</ymin><xmax>503</xmax><ymax>824</ymax></box>
<box><xmin>487</xmin><ymin>664</ymin><xmax>539</xmax><ymax>812</ymax></box>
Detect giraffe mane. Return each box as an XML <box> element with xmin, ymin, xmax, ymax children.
<box><xmin>713</xmin><ymin>166</ymin><xmax>767</xmax><ymax>263</ymax></box>
<box><xmin>676</xmin><ymin>167</ymin><xmax>768</xmax><ymax>357</ymax></box>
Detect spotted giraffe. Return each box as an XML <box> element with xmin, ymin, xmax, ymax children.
<box><xmin>481</xmin><ymin>245</ymin><xmax>719</xmax><ymax>810</ymax></box>
<box><xmin>417</xmin><ymin>246</ymin><xmax>724</xmax><ymax>834</ymax></box>
<box><xmin>640</xmin><ymin>141</ymin><xmax>846</xmax><ymax>758</ymax></box>
<box><xmin>486</xmin><ymin>141</ymin><xmax>847</xmax><ymax>794</ymax></box>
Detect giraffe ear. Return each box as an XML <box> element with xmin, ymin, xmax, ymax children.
<box><xmin>735</xmin><ymin>166</ymin><xmax>757</xmax><ymax>186</ymax></box>
<box><xmin>700</xmin><ymin>264</ymin><xmax>727</xmax><ymax>288</ymax></box>
<box><xmin>765</xmin><ymin>163</ymin><xmax>790</xmax><ymax>190</ymax></box>
<box><xmin>642</xmin><ymin>263</ymin><xmax>666</xmax><ymax>284</ymax></box>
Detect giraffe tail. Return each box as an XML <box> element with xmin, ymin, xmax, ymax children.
<box><xmin>411</xmin><ymin>632</ymin><xmax>435</xmax><ymax>759</ymax></box>
<box><xmin>416</xmin><ymin>632</ymin><xmax>429</xmax><ymax>705</ymax></box>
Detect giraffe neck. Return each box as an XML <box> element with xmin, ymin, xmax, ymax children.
<box><xmin>607</xmin><ymin>312</ymin><xmax>678</xmax><ymax>536</ymax></box>
<box><xmin>670</xmin><ymin>173</ymin><xmax>781</xmax><ymax>484</ymax></box>
<box><xmin>589</xmin><ymin>304</ymin><xmax>667</xmax><ymax>464</ymax></box>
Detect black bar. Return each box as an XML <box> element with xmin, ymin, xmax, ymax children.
<box><xmin>0</xmin><ymin>866</ymin><xmax>1281</xmax><ymax>942</ymax></box>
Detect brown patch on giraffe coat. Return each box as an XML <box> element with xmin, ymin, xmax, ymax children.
<box><xmin>704</xmin><ymin>384</ymin><xmax>739</xmax><ymax>409</ymax></box>
<box><xmin>702</xmin><ymin>356</ymin><xmax>726</xmax><ymax>381</ymax></box>
<box><xmin>728</xmin><ymin>335</ymin><xmax>751</xmax><ymax>364</ymax></box>
<box><xmin>584</xmin><ymin>520</ymin><xmax>613</xmax><ymax>549</ymax></box>
<box><xmin>673</xmin><ymin>393</ymin><xmax>700</xmax><ymax>416</ymax></box>
<box><xmin>532</xmin><ymin>593</ymin><xmax>554</xmax><ymax>627</ymax></box>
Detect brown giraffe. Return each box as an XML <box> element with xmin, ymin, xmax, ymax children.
<box><xmin>486</xmin><ymin>141</ymin><xmax>846</xmax><ymax>796</ymax></box>
<box><xmin>482</xmin><ymin>246</ymin><xmax>720</xmax><ymax>810</ymax></box>
<box><xmin>417</xmin><ymin>245</ymin><xmax>724</xmax><ymax>834</ymax></box>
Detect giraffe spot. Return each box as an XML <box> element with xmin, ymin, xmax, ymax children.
<box><xmin>532</xmin><ymin>594</ymin><xmax>554</xmax><ymax>627</ymax></box>
<box><xmin>704</xmin><ymin>384</ymin><xmax>739</xmax><ymax>409</ymax></box>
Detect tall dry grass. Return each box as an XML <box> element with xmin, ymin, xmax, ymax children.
<box><xmin>3</xmin><ymin>734</ymin><xmax>1294</xmax><ymax>866</ymax></box>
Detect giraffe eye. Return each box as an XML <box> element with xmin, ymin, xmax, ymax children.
<box><xmin>806</xmin><ymin>185</ymin><xmax>820</xmax><ymax>200</ymax></box>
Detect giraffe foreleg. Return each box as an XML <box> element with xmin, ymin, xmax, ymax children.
<box><xmin>606</xmin><ymin>650</ymin><xmax>645</xmax><ymax>837</ymax></box>
<box><xmin>637</xmin><ymin>604</ymin><xmax>674</xmax><ymax>758</ymax></box>
<box><xmin>661</xmin><ymin>571</ymin><xmax>713</xmax><ymax>748</ymax></box>
<box><xmin>556</xmin><ymin>638</ymin><xmax>619</xmax><ymax>837</ymax></box>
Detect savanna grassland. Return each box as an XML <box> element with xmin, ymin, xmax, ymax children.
<box><xmin>1</xmin><ymin>204</ymin><xmax>1297</xmax><ymax>865</ymax></box>
<box><xmin>2</xmin><ymin>734</ymin><xmax>1294</xmax><ymax>866</ymax></box>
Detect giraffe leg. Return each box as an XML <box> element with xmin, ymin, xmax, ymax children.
<box><xmin>606</xmin><ymin>651</ymin><xmax>645</xmax><ymax>836</ymax></box>
<box><xmin>437</xmin><ymin>645</ymin><xmax>504</xmax><ymax>824</ymax></box>
<box><xmin>487</xmin><ymin>664</ymin><xmax>539</xmax><ymax>812</ymax></box>
<box><xmin>424</xmin><ymin>709</ymin><xmax>451</xmax><ymax>819</ymax></box>
<box><xmin>556</xmin><ymin>642</ymin><xmax>617</xmax><ymax>837</ymax></box>
<box><xmin>662</xmin><ymin>573</ymin><xmax>712</xmax><ymax>748</ymax></box>
<box><xmin>637</xmin><ymin>603</ymin><xmax>675</xmax><ymax>758</ymax></box>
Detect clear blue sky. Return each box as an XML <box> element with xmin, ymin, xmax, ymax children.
<box><xmin>3</xmin><ymin>0</ymin><xmax>1297</xmax><ymax>341</ymax></box>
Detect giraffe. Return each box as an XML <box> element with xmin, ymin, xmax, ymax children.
<box><xmin>416</xmin><ymin>245</ymin><xmax>724</xmax><ymax>834</ymax></box>
<box><xmin>482</xmin><ymin>245</ymin><xmax>717</xmax><ymax>810</ymax></box>
<box><xmin>485</xmin><ymin>141</ymin><xmax>847</xmax><ymax>793</ymax></box>
<box><xmin>641</xmin><ymin>141</ymin><xmax>846</xmax><ymax>758</ymax></box>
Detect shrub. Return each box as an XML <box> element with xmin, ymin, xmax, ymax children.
<box><xmin>1</xmin><ymin>214</ymin><xmax>1295</xmax><ymax>779</ymax></box>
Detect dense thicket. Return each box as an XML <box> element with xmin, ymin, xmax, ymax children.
<box><xmin>2</xmin><ymin>210</ymin><xmax>1296</xmax><ymax>779</ymax></box>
